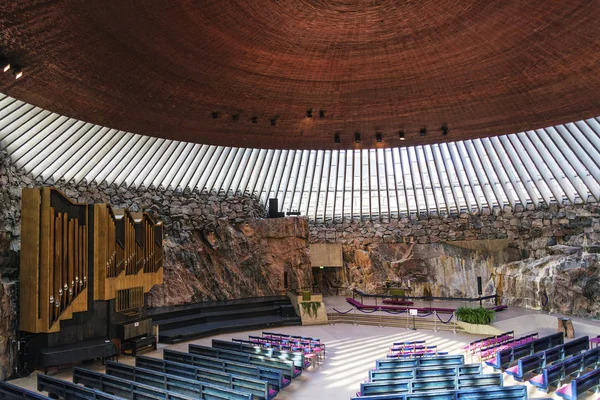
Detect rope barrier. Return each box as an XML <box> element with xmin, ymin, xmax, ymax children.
<box><xmin>356</xmin><ymin>308</ymin><xmax>381</xmax><ymax>314</ymax></box>
<box><xmin>436</xmin><ymin>313</ymin><xmax>454</xmax><ymax>324</ymax></box>
<box><xmin>381</xmin><ymin>309</ymin><xmax>407</xmax><ymax>315</ymax></box>
<box><xmin>332</xmin><ymin>307</ymin><xmax>354</xmax><ymax>314</ymax></box>
<box><xmin>416</xmin><ymin>312</ymin><xmax>434</xmax><ymax>318</ymax></box>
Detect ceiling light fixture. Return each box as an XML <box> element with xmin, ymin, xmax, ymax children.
<box><xmin>375</xmin><ymin>132</ymin><xmax>383</xmax><ymax>142</ymax></box>
<box><xmin>251</xmin><ymin>116</ymin><xmax>258</xmax><ymax>124</ymax></box>
<box><xmin>334</xmin><ymin>133</ymin><xmax>340</xmax><ymax>143</ymax></box>
<box><xmin>398</xmin><ymin>130</ymin><xmax>405</xmax><ymax>140</ymax></box>
<box><xmin>420</xmin><ymin>127</ymin><xmax>427</xmax><ymax>137</ymax></box>
<box><xmin>354</xmin><ymin>132</ymin><xmax>361</xmax><ymax>143</ymax></box>
<box><xmin>12</xmin><ymin>67</ymin><xmax>22</xmax><ymax>79</ymax></box>
<box><xmin>232</xmin><ymin>113</ymin><xmax>240</xmax><ymax>121</ymax></box>
<box><xmin>0</xmin><ymin>57</ymin><xmax>10</xmax><ymax>73</ymax></box>
<box><xmin>319</xmin><ymin>109</ymin><xmax>326</xmax><ymax>119</ymax></box>
<box><xmin>441</xmin><ymin>123</ymin><xmax>448</xmax><ymax>136</ymax></box>
<box><xmin>306</xmin><ymin>108</ymin><xmax>313</xmax><ymax>118</ymax></box>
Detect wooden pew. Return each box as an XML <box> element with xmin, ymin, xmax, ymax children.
<box><xmin>349</xmin><ymin>385</ymin><xmax>532</xmax><ymax>400</ymax></box>
<box><xmin>358</xmin><ymin>374</ymin><xmax>503</xmax><ymax>396</ymax></box>
<box><xmin>529</xmin><ymin>347</ymin><xmax>600</xmax><ymax>392</ymax></box>
<box><xmin>163</xmin><ymin>349</ymin><xmax>287</xmax><ymax>389</ymax></box>
<box><xmin>135</xmin><ymin>356</ymin><xmax>277</xmax><ymax>400</ymax></box>
<box><xmin>506</xmin><ymin>336</ymin><xmax>589</xmax><ymax>381</ymax></box>
<box><xmin>73</xmin><ymin>366</ymin><xmax>251</xmax><ymax>400</ymax></box>
<box><xmin>0</xmin><ymin>380</ymin><xmax>51</xmax><ymax>400</ymax></box>
<box><xmin>485</xmin><ymin>332</ymin><xmax>564</xmax><ymax>370</ymax></box>
<box><xmin>103</xmin><ymin>361</ymin><xmax>253</xmax><ymax>400</ymax></box>
<box><xmin>556</xmin><ymin>368</ymin><xmax>600</xmax><ymax>400</ymax></box>
<box><xmin>213</xmin><ymin>338</ymin><xmax>308</xmax><ymax>369</ymax></box>
<box><xmin>376</xmin><ymin>355</ymin><xmax>464</xmax><ymax>370</ymax></box>
<box><xmin>369</xmin><ymin>364</ymin><xmax>482</xmax><ymax>382</ymax></box>
<box><xmin>37</xmin><ymin>374</ymin><xmax>123</xmax><ymax>400</ymax></box>
<box><xmin>188</xmin><ymin>343</ymin><xmax>300</xmax><ymax>380</ymax></box>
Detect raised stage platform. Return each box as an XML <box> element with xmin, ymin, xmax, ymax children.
<box><xmin>148</xmin><ymin>296</ymin><xmax>301</xmax><ymax>343</ymax></box>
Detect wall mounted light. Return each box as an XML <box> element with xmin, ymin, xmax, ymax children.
<box><xmin>0</xmin><ymin>57</ymin><xmax>10</xmax><ymax>73</ymax></box>
<box><xmin>306</xmin><ymin>108</ymin><xmax>313</xmax><ymax>118</ymax></box>
<box><xmin>420</xmin><ymin>127</ymin><xmax>427</xmax><ymax>137</ymax></box>
<box><xmin>398</xmin><ymin>130</ymin><xmax>405</xmax><ymax>140</ymax></box>
<box><xmin>12</xmin><ymin>67</ymin><xmax>22</xmax><ymax>79</ymax></box>
<box><xmin>334</xmin><ymin>133</ymin><xmax>340</xmax><ymax>143</ymax></box>
<box><xmin>441</xmin><ymin>123</ymin><xmax>448</xmax><ymax>136</ymax></box>
<box><xmin>354</xmin><ymin>132</ymin><xmax>361</xmax><ymax>143</ymax></box>
<box><xmin>376</xmin><ymin>132</ymin><xmax>383</xmax><ymax>142</ymax></box>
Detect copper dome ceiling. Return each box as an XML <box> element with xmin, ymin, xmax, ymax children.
<box><xmin>0</xmin><ymin>1</ymin><xmax>599</xmax><ymax>150</ymax></box>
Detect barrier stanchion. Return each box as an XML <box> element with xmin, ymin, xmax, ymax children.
<box><xmin>453</xmin><ymin>312</ymin><xmax>457</xmax><ymax>334</ymax></box>
<box><xmin>353</xmin><ymin>304</ymin><xmax>357</xmax><ymax>326</ymax></box>
<box><xmin>379</xmin><ymin>308</ymin><xmax>382</xmax><ymax>327</ymax></box>
<box><xmin>434</xmin><ymin>311</ymin><xmax>437</xmax><ymax>332</ymax></box>
<box><xmin>406</xmin><ymin>308</ymin><xmax>410</xmax><ymax>330</ymax></box>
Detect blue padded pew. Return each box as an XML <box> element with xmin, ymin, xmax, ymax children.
<box><xmin>188</xmin><ymin>343</ymin><xmax>300</xmax><ymax>380</ymax></box>
<box><xmin>136</xmin><ymin>355</ymin><xmax>277</xmax><ymax>400</ymax></box>
<box><xmin>0</xmin><ymin>380</ymin><xmax>50</xmax><ymax>400</ymax></box>
<box><xmin>350</xmin><ymin>385</ymin><xmax>536</xmax><ymax>400</ymax></box>
<box><xmin>556</xmin><ymin>367</ymin><xmax>600</xmax><ymax>400</ymax></box>
<box><xmin>529</xmin><ymin>346</ymin><xmax>600</xmax><ymax>392</ymax></box>
<box><xmin>485</xmin><ymin>332</ymin><xmax>564</xmax><ymax>370</ymax></box>
<box><xmin>376</xmin><ymin>355</ymin><xmax>464</xmax><ymax>370</ymax></box>
<box><xmin>358</xmin><ymin>374</ymin><xmax>503</xmax><ymax>396</ymax></box>
<box><xmin>164</xmin><ymin>349</ymin><xmax>288</xmax><ymax>389</ymax></box>
<box><xmin>104</xmin><ymin>361</ymin><xmax>257</xmax><ymax>400</ymax></box>
<box><xmin>73</xmin><ymin>366</ymin><xmax>251</xmax><ymax>400</ymax></box>
<box><xmin>37</xmin><ymin>374</ymin><xmax>129</xmax><ymax>400</ymax></box>
<box><xmin>369</xmin><ymin>364</ymin><xmax>482</xmax><ymax>382</ymax></box>
<box><xmin>212</xmin><ymin>338</ymin><xmax>308</xmax><ymax>369</ymax></box>
<box><xmin>506</xmin><ymin>336</ymin><xmax>589</xmax><ymax>381</ymax></box>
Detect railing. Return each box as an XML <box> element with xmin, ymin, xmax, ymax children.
<box><xmin>328</xmin><ymin>307</ymin><xmax>459</xmax><ymax>333</ymax></box>
<box><xmin>351</xmin><ymin>288</ymin><xmax>498</xmax><ymax>307</ymax></box>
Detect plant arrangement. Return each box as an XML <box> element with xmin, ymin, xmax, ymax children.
<box><xmin>300</xmin><ymin>301</ymin><xmax>321</xmax><ymax>318</ymax></box>
<box><xmin>455</xmin><ymin>307</ymin><xmax>495</xmax><ymax>325</ymax></box>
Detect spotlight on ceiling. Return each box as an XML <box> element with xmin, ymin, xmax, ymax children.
<box><xmin>334</xmin><ymin>133</ymin><xmax>340</xmax><ymax>143</ymax></box>
<box><xmin>306</xmin><ymin>108</ymin><xmax>313</xmax><ymax>118</ymax></box>
<box><xmin>398</xmin><ymin>130</ymin><xmax>405</xmax><ymax>140</ymax></box>
<box><xmin>375</xmin><ymin>132</ymin><xmax>383</xmax><ymax>143</ymax></box>
<box><xmin>232</xmin><ymin>113</ymin><xmax>240</xmax><ymax>121</ymax></box>
<box><xmin>420</xmin><ymin>127</ymin><xmax>427</xmax><ymax>137</ymax></box>
<box><xmin>251</xmin><ymin>116</ymin><xmax>258</xmax><ymax>124</ymax></box>
<box><xmin>354</xmin><ymin>132</ymin><xmax>361</xmax><ymax>144</ymax></box>
<box><xmin>12</xmin><ymin>67</ymin><xmax>22</xmax><ymax>80</ymax></box>
<box><xmin>0</xmin><ymin>57</ymin><xmax>10</xmax><ymax>73</ymax></box>
<box><xmin>270</xmin><ymin>116</ymin><xmax>279</xmax><ymax>126</ymax></box>
<box><xmin>441</xmin><ymin>123</ymin><xmax>448</xmax><ymax>136</ymax></box>
<box><xmin>319</xmin><ymin>109</ymin><xmax>326</xmax><ymax>119</ymax></box>
<box><xmin>211</xmin><ymin>111</ymin><xmax>220</xmax><ymax>119</ymax></box>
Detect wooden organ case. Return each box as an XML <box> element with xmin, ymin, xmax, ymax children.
<box><xmin>20</xmin><ymin>188</ymin><xmax>163</xmax><ymax>370</ymax></box>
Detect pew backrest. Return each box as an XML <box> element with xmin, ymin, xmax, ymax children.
<box><xmin>0</xmin><ymin>380</ymin><xmax>50</xmax><ymax>400</ymax></box>
<box><xmin>163</xmin><ymin>349</ymin><xmax>286</xmax><ymax>389</ymax></box>
<box><xmin>556</xmin><ymin>368</ymin><xmax>600</xmax><ymax>400</ymax></box>
<box><xmin>361</xmin><ymin>373</ymin><xmax>502</xmax><ymax>396</ymax></box>
<box><xmin>37</xmin><ymin>374</ymin><xmax>126</xmax><ymax>400</ymax></box>
<box><xmin>376</xmin><ymin>355</ymin><xmax>464</xmax><ymax>370</ymax></box>
<box><xmin>212</xmin><ymin>338</ymin><xmax>307</xmax><ymax>369</ymax></box>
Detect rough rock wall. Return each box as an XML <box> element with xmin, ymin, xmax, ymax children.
<box><xmin>312</xmin><ymin>204</ymin><xmax>600</xmax><ymax>317</ymax></box>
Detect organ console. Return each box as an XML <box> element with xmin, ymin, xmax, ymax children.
<box><xmin>19</xmin><ymin>187</ymin><xmax>163</xmax><ymax>370</ymax></box>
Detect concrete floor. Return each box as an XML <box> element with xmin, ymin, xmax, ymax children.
<box><xmin>10</xmin><ymin>296</ymin><xmax>600</xmax><ymax>400</ymax></box>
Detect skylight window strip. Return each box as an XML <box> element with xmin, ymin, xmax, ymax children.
<box><xmin>260</xmin><ymin>149</ymin><xmax>280</xmax><ymax>201</ymax></box>
<box><xmin>496</xmin><ymin>135</ymin><xmax>540</xmax><ymax>206</ymax></box>
<box><xmin>473</xmin><ymin>139</ymin><xmax>508</xmax><ymax>207</ymax></box>
<box><xmin>237</xmin><ymin>148</ymin><xmax>262</xmax><ymax>195</ymax></box>
<box><xmin>424</xmin><ymin>146</ymin><xmax>447</xmax><ymax>214</ymax></box>
<box><xmin>43</xmin><ymin>124</ymin><xmax>105</xmax><ymax>182</ymax></box>
<box><xmin>544</xmin><ymin>127</ymin><xmax>600</xmax><ymax>201</ymax></box>
<box><xmin>300</xmin><ymin>151</ymin><xmax>317</xmax><ymax>216</ymax></box>
<box><xmin>504</xmin><ymin>134</ymin><xmax>551</xmax><ymax>205</ymax></box>
<box><xmin>70</xmin><ymin>129</ymin><xmax>135</xmax><ymax>186</ymax></box>
<box><xmin>0</xmin><ymin>101</ymin><xmax>33</xmax><ymax>129</ymax></box>
<box><xmin>331</xmin><ymin>150</ymin><xmax>341</xmax><ymax>221</ymax></box>
<box><xmin>387</xmin><ymin>148</ymin><xmax>401</xmax><ymax>216</ymax></box>
<box><xmin>578</xmin><ymin>120</ymin><xmax>600</xmax><ymax>153</ymax></box>
<box><xmin>447</xmin><ymin>142</ymin><xmax>477</xmax><ymax>212</ymax></box>
<box><xmin>456</xmin><ymin>141</ymin><xmax>489</xmax><ymax>210</ymax></box>
<box><xmin>187</xmin><ymin>145</ymin><xmax>219</xmax><ymax>192</ymax></box>
<box><xmin>274</xmin><ymin>149</ymin><xmax>292</xmax><ymax>204</ymax></box>
<box><xmin>478</xmin><ymin>138</ymin><xmax>517</xmax><ymax>208</ymax></box>
<box><xmin>137</xmin><ymin>139</ymin><xmax>181</xmax><ymax>189</ymax></box>
<box><xmin>254</xmin><ymin>149</ymin><xmax>276</xmax><ymax>201</ymax></box>
<box><xmin>416</xmin><ymin>146</ymin><xmax>438</xmax><ymax>213</ymax></box>
<box><xmin>528</xmin><ymin>130</ymin><xmax>582</xmax><ymax>203</ymax></box>
<box><xmin>564</xmin><ymin>123</ymin><xmax>600</xmax><ymax>171</ymax></box>
<box><xmin>430</xmin><ymin>145</ymin><xmax>454</xmax><ymax>213</ymax></box>
<box><xmin>159</xmin><ymin>142</ymin><xmax>196</xmax><ymax>190</ymax></box>
<box><xmin>83</xmin><ymin>132</ymin><xmax>140</xmax><ymax>187</ymax></box>
<box><xmin>2</xmin><ymin>112</ymin><xmax>59</xmax><ymax>151</ymax></box>
<box><xmin>171</xmin><ymin>144</ymin><xmax>203</xmax><ymax>191</ymax></box>
<box><xmin>553</xmin><ymin>125</ymin><xmax>600</xmax><ymax>180</ymax></box>
<box><xmin>513</xmin><ymin>132</ymin><xmax>565</xmax><ymax>204</ymax></box>
<box><xmin>289</xmin><ymin>150</ymin><xmax>307</xmax><ymax>214</ymax></box>
<box><xmin>229</xmin><ymin>148</ymin><xmax>254</xmax><ymax>194</ymax></box>
<box><xmin>210</xmin><ymin>146</ymin><xmax>239</xmax><ymax>193</ymax></box>
<box><xmin>464</xmin><ymin>140</ymin><xmax>502</xmax><ymax>209</ymax></box>
<box><xmin>174</xmin><ymin>143</ymin><xmax>207</xmax><ymax>191</ymax></box>
<box><xmin>319</xmin><ymin>150</ymin><xmax>331</xmax><ymax>221</ymax></box>
<box><xmin>380</xmin><ymin>149</ymin><xmax>391</xmax><ymax>219</ymax></box>
<box><xmin>115</xmin><ymin>137</ymin><xmax>165</xmax><ymax>188</ymax></box>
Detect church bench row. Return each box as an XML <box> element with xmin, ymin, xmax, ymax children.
<box><xmin>505</xmin><ymin>336</ymin><xmax>590</xmax><ymax>381</ymax></box>
<box><xmin>261</xmin><ymin>332</ymin><xmax>323</xmax><ymax>348</ymax></box>
<box><xmin>357</xmin><ymin>374</ymin><xmax>503</xmax><ymax>397</ymax></box>
<box><xmin>188</xmin><ymin>343</ymin><xmax>300</xmax><ymax>380</ymax></box>
<box><xmin>217</xmin><ymin>338</ymin><xmax>309</xmax><ymax>368</ymax></box>
<box><xmin>376</xmin><ymin>355</ymin><xmax>465</xmax><ymax>370</ymax></box>
<box><xmin>163</xmin><ymin>349</ymin><xmax>288</xmax><ymax>389</ymax></box>
<box><xmin>73</xmin><ymin>366</ymin><xmax>252</xmax><ymax>400</ymax></box>
<box><xmin>246</xmin><ymin>335</ymin><xmax>323</xmax><ymax>357</ymax></box>
<box><xmin>462</xmin><ymin>331</ymin><xmax>514</xmax><ymax>354</ymax></box>
<box><xmin>135</xmin><ymin>355</ymin><xmax>277</xmax><ymax>400</ymax></box>
<box><xmin>369</xmin><ymin>364</ymin><xmax>482</xmax><ymax>382</ymax></box>
<box><xmin>104</xmin><ymin>361</ymin><xmax>265</xmax><ymax>400</ymax></box>
<box><xmin>485</xmin><ymin>332</ymin><xmax>564</xmax><ymax>370</ymax></box>
<box><xmin>350</xmin><ymin>384</ymin><xmax>543</xmax><ymax>400</ymax></box>
<box><xmin>555</xmin><ymin>367</ymin><xmax>600</xmax><ymax>400</ymax></box>
<box><xmin>232</xmin><ymin>337</ymin><xmax>321</xmax><ymax>363</ymax></box>
<box><xmin>38</xmin><ymin>374</ymin><xmax>137</xmax><ymax>400</ymax></box>
<box><xmin>529</xmin><ymin>346</ymin><xmax>600</xmax><ymax>392</ymax></box>
<box><xmin>0</xmin><ymin>380</ymin><xmax>50</xmax><ymax>400</ymax></box>
<box><xmin>478</xmin><ymin>332</ymin><xmax>539</xmax><ymax>361</ymax></box>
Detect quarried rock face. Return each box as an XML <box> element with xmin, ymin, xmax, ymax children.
<box><xmin>147</xmin><ymin>217</ymin><xmax>312</xmax><ymax>306</ymax></box>
<box><xmin>0</xmin><ymin>278</ymin><xmax>17</xmax><ymax>380</ymax></box>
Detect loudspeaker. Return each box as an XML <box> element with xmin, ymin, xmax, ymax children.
<box><xmin>477</xmin><ymin>276</ymin><xmax>483</xmax><ymax>296</ymax></box>
<box><xmin>268</xmin><ymin>198</ymin><xmax>279</xmax><ymax>218</ymax></box>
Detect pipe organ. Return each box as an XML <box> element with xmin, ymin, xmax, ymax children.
<box><xmin>20</xmin><ymin>187</ymin><xmax>163</xmax><ymax>341</ymax></box>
